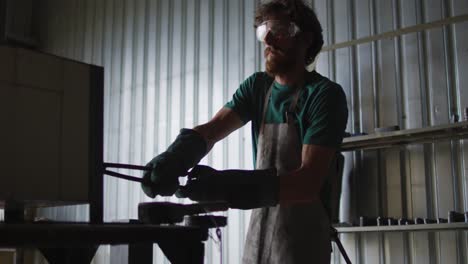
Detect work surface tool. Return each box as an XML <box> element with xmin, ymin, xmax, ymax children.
<box><xmin>138</xmin><ymin>201</ymin><xmax>228</xmax><ymax>225</ymax></box>
<box><xmin>103</xmin><ymin>162</ymin><xmax>152</xmax><ymax>183</ymax></box>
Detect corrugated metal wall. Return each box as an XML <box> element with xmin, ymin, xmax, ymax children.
<box><xmin>320</xmin><ymin>0</ymin><xmax>468</xmax><ymax>263</ymax></box>
<box><xmin>34</xmin><ymin>0</ymin><xmax>468</xmax><ymax>263</ymax></box>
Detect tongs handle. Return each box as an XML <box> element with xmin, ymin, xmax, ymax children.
<box><xmin>102</xmin><ymin>162</ymin><xmax>152</xmax><ymax>183</ymax></box>
<box><xmin>103</xmin><ymin>162</ymin><xmax>151</xmax><ymax>171</ymax></box>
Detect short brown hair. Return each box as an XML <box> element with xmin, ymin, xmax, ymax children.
<box><xmin>255</xmin><ymin>0</ymin><xmax>324</xmax><ymax>65</ymax></box>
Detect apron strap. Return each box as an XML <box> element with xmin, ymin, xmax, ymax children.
<box><xmin>259</xmin><ymin>81</ymin><xmax>302</xmax><ymax>133</ymax></box>
<box><xmin>285</xmin><ymin>88</ymin><xmax>301</xmax><ymax>125</ymax></box>
<box><xmin>258</xmin><ymin>81</ymin><xmax>274</xmax><ymax>135</ymax></box>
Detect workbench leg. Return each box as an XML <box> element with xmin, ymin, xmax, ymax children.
<box><xmin>129</xmin><ymin>243</ymin><xmax>153</xmax><ymax>264</ymax></box>
<box><xmin>39</xmin><ymin>246</ymin><xmax>99</xmax><ymax>264</ymax></box>
<box><xmin>158</xmin><ymin>241</ymin><xmax>204</xmax><ymax>264</ymax></box>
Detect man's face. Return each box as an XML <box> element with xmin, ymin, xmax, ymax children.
<box><xmin>259</xmin><ymin>13</ymin><xmax>304</xmax><ymax>76</ymax></box>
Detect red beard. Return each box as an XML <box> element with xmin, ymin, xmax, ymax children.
<box><xmin>265</xmin><ymin>47</ymin><xmax>296</xmax><ymax>76</ymax></box>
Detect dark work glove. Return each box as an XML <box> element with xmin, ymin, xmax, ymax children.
<box><xmin>176</xmin><ymin>165</ymin><xmax>279</xmax><ymax>209</ymax></box>
<box><xmin>141</xmin><ymin>129</ymin><xmax>207</xmax><ymax>198</ymax></box>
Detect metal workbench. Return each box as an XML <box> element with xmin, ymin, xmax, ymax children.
<box><xmin>0</xmin><ymin>221</ymin><xmax>209</xmax><ymax>264</ymax></box>
<box><xmin>0</xmin><ymin>200</ymin><xmax>227</xmax><ymax>264</ymax></box>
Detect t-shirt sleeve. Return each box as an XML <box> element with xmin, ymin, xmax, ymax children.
<box><xmin>224</xmin><ymin>73</ymin><xmax>258</xmax><ymax>123</ymax></box>
<box><xmin>303</xmin><ymin>84</ymin><xmax>348</xmax><ymax>148</ymax></box>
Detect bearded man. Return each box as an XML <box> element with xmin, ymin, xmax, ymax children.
<box><xmin>142</xmin><ymin>0</ymin><xmax>348</xmax><ymax>263</ymax></box>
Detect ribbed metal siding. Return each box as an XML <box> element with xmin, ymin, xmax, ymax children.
<box><xmin>34</xmin><ymin>0</ymin><xmax>468</xmax><ymax>263</ymax></box>
<box><xmin>316</xmin><ymin>0</ymin><xmax>468</xmax><ymax>263</ymax></box>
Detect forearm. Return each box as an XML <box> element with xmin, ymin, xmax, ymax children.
<box><xmin>177</xmin><ymin>165</ymin><xmax>278</xmax><ymax>209</ymax></box>
<box><xmin>278</xmin><ymin>145</ymin><xmax>337</xmax><ymax>205</ymax></box>
<box><xmin>193</xmin><ymin>107</ymin><xmax>245</xmax><ymax>152</ymax></box>
<box><xmin>279</xmin><ymin>167</ymin><xmax>327</xmax><ymax>205</ymax></box>
<box><xmin>192</xmin><ymin>123</ymin><xmax>218</xmax><ymax>152</ymax></box>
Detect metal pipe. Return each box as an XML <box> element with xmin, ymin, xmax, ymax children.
<box><xmin>103</xmin><ymin>163</ymin><xmax>151</xmax><ymax>171</ymax></box>
<box><xmin>103</xmin><ymin>170</ymin><xmax>145</xmax><ymax>183</ymax></box>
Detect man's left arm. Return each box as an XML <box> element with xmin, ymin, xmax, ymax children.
<box><xmin>279</xmin><ymin>83</ymin><xmax>348</xmax><ymax>204</ymax></box>
<box><xmin>178</xmin><ymin>144</ymin><xmax>337</xmax><ymax>208</ymax></box>
<box><xmin>279</xmin><ymin>144</ymin><xmax>336</xmax><ymax>205</ymax></box>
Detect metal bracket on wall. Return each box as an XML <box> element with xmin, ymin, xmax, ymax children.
<box><xmin>321</xmin><ymin>14</ymin><xmax>468</xmax><ymax>52</ymax></box>
<box><xmin>341</xmin><ymin>121</ymin><xmax>468</xmax><ymax>151</ymax></box>
<box><xmin>335</xmin><ymin>222</ymin><xmax>468</xmax><ymax>233</ymax></box>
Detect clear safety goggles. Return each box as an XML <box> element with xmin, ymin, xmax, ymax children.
<box><xmin>256</xmin><ymin>20</ymin><xmax>301</xmax><ymax>42</ymax></box>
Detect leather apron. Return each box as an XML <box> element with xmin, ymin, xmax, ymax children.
<box><xmin>242</xmin><ymin>82</ymin><xmax>331</xmax><ymax>264</ymax></box>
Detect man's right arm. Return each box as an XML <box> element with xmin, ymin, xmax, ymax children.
<box><xmin>193</xmin><ymin>107</ymin><xmax>245</xmax><ymax>152</ymax></box>
<box><xmin>141</xmin><ymin>108</ymin><xmax>243</xmax><ymax>198</ymax></box>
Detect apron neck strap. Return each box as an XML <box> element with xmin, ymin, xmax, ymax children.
<box><xmin>259</xmin><ymin>81</ymin><xmax>302</xmax><ymax>134</ymax></box>
<box><xmin>288</xmin><ymin>87</ymin><xmax>301</xmax><ymax>112</ymax></box>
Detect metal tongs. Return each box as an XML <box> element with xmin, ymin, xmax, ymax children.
<box><xmin>102</xmin><ymin>162</ymin><xmax>152</xmax><ymax>183</ymax></box>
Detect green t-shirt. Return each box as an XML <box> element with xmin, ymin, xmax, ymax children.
<box><xmin>225</xmin><ymin>71</ymin><xmax>348</xmax><ymax>166</ymax></box>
